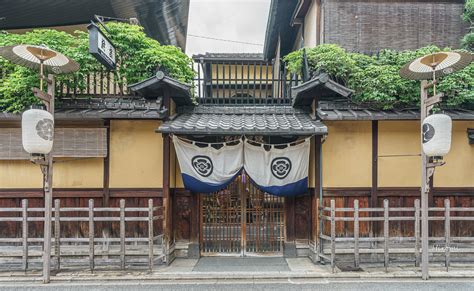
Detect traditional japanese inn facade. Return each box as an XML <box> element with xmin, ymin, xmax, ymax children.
<box><xmin>0</xmin><ymin>0</ymin><xmax>473</xmax><ymax>265</ymax></box>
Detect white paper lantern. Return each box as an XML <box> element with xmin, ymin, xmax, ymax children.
<box><xmin>422</xmin><ymin>114</ymin><xmax>452</xmax><ymax>157</ymax></box>
<box><xmin>22</xmin><ymin>109</ymin><xmax>54</xmax><ymax>154</ymax></box>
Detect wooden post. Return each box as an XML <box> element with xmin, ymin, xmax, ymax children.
<box><xmin>88</xmin><ymin>199</ymin><xmax>94</xmax><ymax>272</ymax></box>
<box><xmin>313</xmin><ymin>136</ymin><xmax>322</xmax><ymax>263</ymax></box>
<box><xmin>148</xmin><ymin>199</ymin><xmax>154</xmax><ymax>272</ymax></box>
<box><xmin>371</xmin><ymin>120</ymin><xmax>379</xmax><ymax>240</ymax></box>
<box><xmin>43</xmin><ymin>74</ymin><xmax>55</xmax><ymax>284</ymax></box>
<box><xmin>162</xmin><ymin>87</ymin><xmax>172</xmax><ymax>264</ymax></box>
<box><xmin>120</xmin><ymin>199</ymin><xmax>126</xmax><ymax>270</ymax></box>
<box><xmin>444</xmin><ymin>199</ymin><xmax>450</xmax><ymax>271</ymax></box>
<box><xmin>103</xmin><ymin>120</ymin><xmax>111</xmax><ymax>207</ymax></box>
<box><xmin>330</xmin><ymin>199</ymin><xmax>336</xmax><ymax>273</ymax></box>
<box><xmin>54</xmin><ymin>199</ymin><xmax>60</xmax><ymax>270</ymax></box>
<box><xmin>415</xmin><ymin>199</ymin><xmax>421</xmax><ymax>267</ymax></box>
<box><xmin>354</xmin><ymin>199</ymin><xmax>360</xmax><ymax>268</ymax></box>
<box><xmin>22</xmin><ymin>199</ymin><xmax>28</xmax><ymax>272</ymax></box>
<box><xmin>384</xmin><ymin>199</ymin><xmax>389</xmax><ymax>271</ymax></box>
<box><xmin>420</xmin><ymin>80</ymin><xmax>429</xmax><ymax>280</ymax></box>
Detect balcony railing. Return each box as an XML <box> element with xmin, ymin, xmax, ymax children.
<box><xmin>192</xmin><ymin>60</ymin><xmax>302</xmax><ymax>105</ymax></box>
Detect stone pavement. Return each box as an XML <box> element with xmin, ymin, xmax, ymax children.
<box><xmin>1</xmin><ymin>257</ymin><xmax>474</xmax><ymax>283</ymax></box>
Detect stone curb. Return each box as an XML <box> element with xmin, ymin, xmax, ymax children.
<box><xmin>0</xmin><ymin>271</ymin><xmax>474</xmax><ymax>283</ymax></box>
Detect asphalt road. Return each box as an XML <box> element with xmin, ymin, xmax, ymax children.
<box><xmin>1</xmin><ymin>279</ymin><xmax>474</xmax><ymax>291</ymax></box>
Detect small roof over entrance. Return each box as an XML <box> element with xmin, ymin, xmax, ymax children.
<box><xmin>158</xmin><ymin>106</ymin><xmax>327</xmax><ymax>136</ymax></box>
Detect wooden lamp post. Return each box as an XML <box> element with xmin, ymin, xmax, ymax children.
<box><xmin>400</xmin><ymin>51</ymin><xmax>473</xmax><ymax>280</ymax></box>
<box><xmin>0</xmin><ymin>45</ymin><xmax>79</xmax><ymax>283</ymax></box>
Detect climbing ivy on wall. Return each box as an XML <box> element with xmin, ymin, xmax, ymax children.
<box><xmin>0</xmin><ymin>22</ymin><xmax>195</xmax><ymax>113</ymax></box>
<box><xmin>283</xmin><ymin>44</ymin><xmax>474</xmax><ymax>110</ymax></box>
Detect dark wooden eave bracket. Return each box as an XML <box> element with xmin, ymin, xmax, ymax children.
<box><xmin>128</xmin><ymin>71</ymin><xmax>194</xmax><ymax>107</ymax></box>
<box><xmin>291</xmin><ymin>73</ymin><xmax>354</xmax><ymax>107</ymax></box>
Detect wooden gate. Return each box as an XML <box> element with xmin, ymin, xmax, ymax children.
<box><xmin>200</xmin><ymin>174</ymin><xmax>284</xmax><ymax>256</ymax></box>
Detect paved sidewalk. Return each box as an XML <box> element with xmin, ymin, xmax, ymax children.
<box><xmin>1</xmin><ymin>257</ymin><xmax>474</xmax><ymax>283</ymax></box>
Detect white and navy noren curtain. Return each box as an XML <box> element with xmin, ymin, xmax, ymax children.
<box><xmin>173</xmin><ymin>136</ymin><xmax>243</xmax><ymax>193</ymax></box>
<box><xmin>244</xmin><ymin>138</ymin><xmax>310</xmax><ymax>197</ymax></box>
<box><xmin>173</xmin><ymin>135</ymin><xmax>310</xmax><ymax>196</ymax></box>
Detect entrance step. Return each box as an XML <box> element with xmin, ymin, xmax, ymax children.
<box><xmin>192</xmin><ymin>257</ymin><xmax>290</xmax><ymax>272</ymax></box>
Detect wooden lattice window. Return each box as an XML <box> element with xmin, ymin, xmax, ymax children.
<box><xmin>0</xmin><ymin>128</ymin><xmax>107</xmax><ymax>159</ymax></box>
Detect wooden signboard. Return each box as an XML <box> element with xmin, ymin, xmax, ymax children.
<box><xmin>88</xmin><ymin>22</ymin><xmax>116</xmax><ymax>70</ymax></box>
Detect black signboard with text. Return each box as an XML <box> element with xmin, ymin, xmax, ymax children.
<box><xmin>88</xmin><ymin>22</ymin><xmax>116</xmax><ymax>70</ymax></box>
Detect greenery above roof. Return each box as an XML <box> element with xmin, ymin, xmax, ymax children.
<box><xmin>463</xmin><ymin>0</ymin><xmax>474</xmax><ymax>51</ymax></box>
<box><xmin>0</xmin><ymin>22</ymin><xmax>194</xmax><ymax>113</ymax></box>
<box><xmin>284</xmin><ymin>44</ymin><xmax>473</xmax><ymax>110</ymax></box>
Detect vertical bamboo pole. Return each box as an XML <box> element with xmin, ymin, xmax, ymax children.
<box><xmin>120</xmin><ymin>199</ymin><xmax>125</xmax><ymax>270</ymax></box>
<box><xmin>148</xmin><ymin>199</ymin><xmax>154</xmax><ymax>272</ymax></box>
<box><xmin>89</xmin><ymin>199</ymin><xmax>94</xmax><ymax>272</ymax></box>
<box><xmin>354</xmin><ymin>200</ymin><xmax>360</xmax><ymax>268</ymax></box>
<box><xmin>54</xmin><ymin>199</ymin><xmax>60</xmax><ymax>270</ymax></box>
<box><xmin>22</xmin><ymin>199</ymin><xmax>28</xmax><ymax>272</ymax></box>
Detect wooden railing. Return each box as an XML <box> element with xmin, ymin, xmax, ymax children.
<box><xmin>0</xmin><ymin>199</ymin><xmax>164</xmax><ymax>272</ymax></box>
<box><xmin>56</xmin><ymin>71</ymin><xmax>129</xmax><ymax>98</ymax></box>
<box><xmin>313</xmin><ymin>199</ymin><xmax>474</xmax><ymax>273</ymax></box>
<box><xmin>192</xmin><ymin>61</ymin><xmax>302</xmax><ymax>105</ymax></box>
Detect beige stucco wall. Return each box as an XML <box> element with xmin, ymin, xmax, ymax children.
<box><xmin>378</xmin><ymin>121</ymin><xmax>421</xmax><ymax>187</ymax></box>
<box><xmin>0</xmin><ymin>158</ymin><xmax>103</xmax><ymax>189</ymax></box>
<box><xmin>0</xmin><ymin>161</ymin><xmax>43</xmax><ymax>188</ymax></box>
<box><xmin>109</xmin><ymin>120</ymin><xmax>163</xmax><ymax>188</ymax></box>
<box><xmin>322</xmin><ymin>121</ymin><xmax>372</xmax><ymax>187</ymax></box>
<box><xmin>304</xmin><ymin>0</ymin><xmax>318</xmax><ymax>47</ymax></box>
<box><xmin>434</xmin><ymin>121</ymin><xmax>474</xmax><ymax>187</ymax></box>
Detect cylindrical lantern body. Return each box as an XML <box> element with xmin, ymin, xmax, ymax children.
<box><xmin>22</xmin><ymin>109</ymin><xmax>54</xmax><ymax>154</ymax></box>
<box><xmin>422</xmin><ymin>114</ymin><xmax>452</xmax><ymax>157</ymax></box>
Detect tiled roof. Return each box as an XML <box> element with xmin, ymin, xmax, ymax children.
<box><xmin>158</xmin><ymin>105</ymin><xmax>327</xmax><ymax>136</ymax></box>
<box><xmin>317</xmin><ymin>101</ymin><xmax>474</xmax><ymax>121</ymax></box>
<box><xmin>0</xmin><ymin>97</ymin><xmax>166</xmax><ymax>120</ymax></box>
<box><xmin>192</xmin><ymin>53</ymin><xmax>265</xmax><ymax>62</ymax></box>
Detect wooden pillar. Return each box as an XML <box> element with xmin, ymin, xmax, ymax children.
<box><xmin>371</xmin><ymin>120</ymin><xmax>379</xmax><ymax>239</ymax></box>
<box><xmin>103</xmin><ymin>119</ymin><xmax>111</xmax><ymax>207</ymax></box>
<box><xmin>284</xmin><ymin>196</ymin><xmax>296</xmax><ymax>257</ymax></box>
<box><xmin>311</xmin><ymin>136</ymin><xmax>322</xmax><ymax>262</ymax></box>
<box><xmin>188</xmin><ymin>193</ymin><xmax>200</xmax><ymax>258</ymax></box>
<box><xmin>162</xmin><ymin>89</ymin><xmax>173</xmax><ymax>263</ymax></box>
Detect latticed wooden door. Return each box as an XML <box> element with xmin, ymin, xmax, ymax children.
<box><xmin>200</xmin><ymin>174</ymin><xmax>284</xmax><ymax>255</ymax></box>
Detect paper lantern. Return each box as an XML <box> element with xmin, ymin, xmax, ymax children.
<box><xmin>422</xmin><ymin>114</ymin><xmax>452</xmax><ymax>157</ymax></box>
<box><xmin>22</xmin><ymin>109</ymin><xmax>54</xmax><ymax>154</ymax></box>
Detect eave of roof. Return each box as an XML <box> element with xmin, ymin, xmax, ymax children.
<box><xmin>128</xmin><ymin>71</ymin><xmax>193</xmax><ymax>107</ymax></box>
<box><xmin>192</xmin><ymin>53</ymin><xmax>265</xmax><ymax>63</ymax></box>
<box><xmin>0</xmin><ymin>96</ymin><xmax>167</xmax><ymax>121</ymax></box>
<box><xmin>292</xmin><ymin>73</ymin><xmax>354</xmax><ymax>106</ymax></box>
<box><xmin>263</xmin><ymin>0</ymin><xmax>299</xmax><ymax>61</ymax></box>
<box><xmin>1</xmin><ymin>0</ymin><xmax>189</xmax><ymax>50</ymax></box>
<box><xmin>316</xmin><ymin>101</ymin><xmax>474</xmax><ymax>121</ymax></box>
<box><xmin>158</xmin><ymin>105</ymin><xmax>327</xmax><ymax>136</ymax></box>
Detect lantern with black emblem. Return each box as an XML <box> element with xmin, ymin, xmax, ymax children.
<box><xmin>22</xmin><ymin>108</ymin><xmax>54</xmax><ymax>155</ymax></box>
<box><xmin>422</xmin><ymin>114</ymin><xmax>452</xmax><ymax>157</ymax></box>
